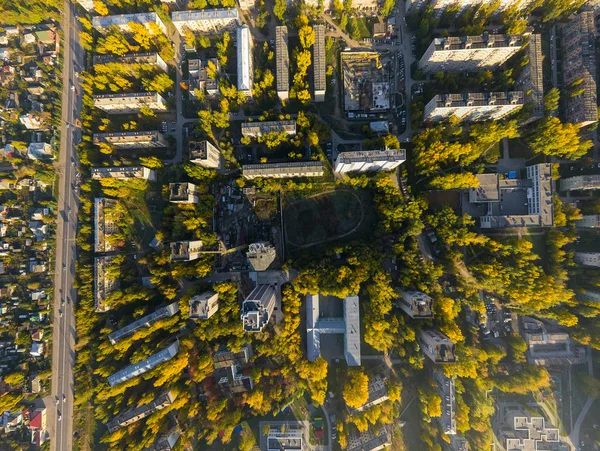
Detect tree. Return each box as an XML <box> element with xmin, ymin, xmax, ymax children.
<box><xmin>184</xmin><ymin>28</ymin><xmax>196</xmax><ymax>48</ymax></box>
<box><xmin>506</xmin><ymin>17</ymin><xmax>528</xmax><ymax>34</ymax></box>
<box><xmin>139</xmin><ymin>105</ymin><xmax>156</xmax><ymax>117</ymax></box>
<box><xmin>381</xmin><ymin>0</ymin><xmax>395</xmax><ymax>16</ymax></box>
<box><xmin>527</xmin><ymin>117</ymin><xmax>593</xmax><ymax>160</ymax></box>
<box><xmin>308</xmin><ymin>131</ymin><xmax>319</xmax><ymax>146</ymax></box>
<box><xmin>198</xmin><ymin>35</ymin><xmax>211</xmax><ymax>48</ymax></box>
<box><xmin>94</xmin><ymin>0</ymin><xmax>109</xmax><ymax>15</ymax></box>
<box><xmin>429</xmin><ymin>172</ymin><xmax>480</xmax><ymax>190</ymax></box>
<box><xmin>273</xmin><ymin>0</ymin><xmax>286</xmax><ymax>22</ymax></box>
<box><xmin>139</xmin><ymin>156</ymin><xmax>164</xmax><ymax>169</ymax></box>
<box><xmin>188</xmin><ymin>0</ymin><xmax>208</xmax><ymax>7</ymax></box>
<box><xmin>343</xmin><ymin>371</ymin><xmax>369</xmax><ymax>409</ymax></box>
<box><xmin>299</xmin><ymin>26</ymin><xmax>315</xmax><ymax>49</ymax></box>
<box><xmin>544</xmin><ymin>87</ymin><xmax>560</xmax><ymax>113</ymax></box>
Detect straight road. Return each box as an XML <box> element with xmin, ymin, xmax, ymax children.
<box><xmin>50</xmin><ymin>1</ymin><xmax>84</xmax><ymax>450</ymax></box>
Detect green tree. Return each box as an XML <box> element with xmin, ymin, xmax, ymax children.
<box><xmin>381</xmin><ymin>0</ymin><xmax>395</xmax><ymax>16</ymax></box>
<box><xmin>139</xmin><ymin>156</ymin><xmax>164</xmax><ymax>169</ymax></box>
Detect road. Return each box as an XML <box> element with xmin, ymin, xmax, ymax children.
<box><xmin>569</xmin><ymin>347</ymin><xmax>595</xmax><ymax>450</ymax></box>
<box><xmin>394</xmin><ymin>8</ymin><xmax>415</xmax><ymax>140</ymax></box>
<box><xmin>50</xmin><ymin>1</ymin><xmax>83</xmax><ymax>450</ymax></box>
<box><xmin>550</xmin><ymin>25</ymin><xmax>558</xmax><ymax>89</ymax></box>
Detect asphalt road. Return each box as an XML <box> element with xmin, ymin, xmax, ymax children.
<box><xmin>49</xmin><ymin>1</ymin><xmax>83</xmax><ymax>450</ymax></box>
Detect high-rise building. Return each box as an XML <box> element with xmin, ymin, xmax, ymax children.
<box><xmin>107</xmin><ymin>341</ymin><xmax>180</xmax><ymax>386</ymax></box>
<box><xmin>108</xmin><ymin>302</ymin><xmax>180</xmax><ymax>345</ymax></box>
<box><xmin>424</xmin><ymin>91</ymin><xmax>524</xmax><ymax>122</ymax></box>
<box><xmin>170</xmin><ymin>240</ymin><xmax>204</xmax><ymax>261</ymax></box>
<box><xmin>419</xmin><ymin>330</ymin><xmax>456</xmax><ymax>363</ymax></box>
<box><xmin>169</xmin><ymin>182</ymin><xmax>199</xmax><ymax>204</ymax></box>
<box><xmin>419</xmin><ymin>34</ymin><xmax>523</xmax><ymax>73</ymax></box>
<box><xmin>563</xmin><ymin>12</ymin><xmax>597</xmax><ymax>126</ymax></box>
<box><xmin>334</xmin><ymin>149</ymin><xmax>406</xmax><ymax>173</ymax></box>
<box><xmin>93</xmin><ymin>92</ymin><xmax>168</xmax><ymax>114</ymax></box>
<box><xmin>237</xmin><ymin>25</ymin><xmax>253</xmax><ymax>97</ymax></box>
<box><xmin>574</xmin><ymin>252</ymin><xmax>600</xmax><ymax>267</ymax></box>
<box><xmin>92</xmin><ymin>12</ymin><xmax>167</xmax><ymax>36</ymax></box>
<box><xmin>241</xmin><ymin>284</ymin><xmax>276</xmax><ymax>332</ymax></box>
<box><xmin>515</xmin><ymin>34</ymin><xmax>544</xmax><ymax>121</ymax></box>
<box><xmin>397</xmin><ymin>290</ymin><xmax>433</xmax><ymax>319</ymax></box>
<box><xmin>189</xmin><ymin>141</ymin><xmax>221</xmax><ymax>168</ymax></box>
<box><xmin>560</xmin><ymin>175</ymin><xmax>600</xmax><ymax>192</ymax></box>
<box><xmin>242</xmin><ymin>162</ymin><xmax>325</xmax><ymax>179</ymax></box>
<box><xmin>276</xmin><ymin>26</ymin><xmax>289</xmax><ymax>101</ymax></box>
<box><xmin>189</xmin><ymin>291</ymin><xmax>219</xmax><ymax>320</ymax></box>
<box><xmin>171</xmin><ymin>8</ymin><xmax>240</xmax><ymax>35</ymax></box>
<box><xmin>93</xmin><ymin>131</ymin><xmax>168</xmax><ymax>149</ymax></box>
<box><xmin>313</xmin><ymin>25</ymin><xmax>326</xmax><ymax>102</ymax></box>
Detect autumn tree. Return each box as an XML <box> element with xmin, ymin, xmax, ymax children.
<box><xmin>544</xmin><ymin>87</ymin><xmax>560</xmax><ymax>113</ymax></box>
<box><xmin>273</xmin><ymin>0</ymin><xmax>286</xmax><ymax>21</ymax></box>
<box><xmin>299</xmin><ymin>26</ymin><xmax>315</xmax><ymax>49</ymax></box>
<box><xmin>527</xmin><ymin>117</ymin><xmax>593</xmax><ymax>160</ymax></box>
<box><xmin>343</xmin><ymin>370</ymin><xmax>369</xmax><ymax>409</ymax></box>
<box><xmin>429</xmin><ymin>172</ymin><xmax>480</xmax><ymax>190</ymax></box>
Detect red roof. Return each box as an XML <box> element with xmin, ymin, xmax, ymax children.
<box><xmin>314</xmin><ymin>428</ymin><xmax>325</xmax><ymax>440</ymax></box>
<box><xmin>29</xmin><ymin>410</ymin><xmax>42</xmax><ymax>429</ymax></box>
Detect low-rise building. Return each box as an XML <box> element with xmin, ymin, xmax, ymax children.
<box><xmin>27</xmin><ymin>142</ymin><xmax>52</xmax><ymax>160</ymax></box>
<box><xmin>214</xmin><ymin>344</ymin><xmax>254</xmax><ymax>395</ymax></box>
<box><xmin>189</xmin><ymin>291</ymin><xmax>219</xmax><ymax>320</ymax></box>
<box><xmin>237</xmin><ymin>25</ymin><xmax>253</xmax><ymax>96</ymax></box>
<box><xmin>560</xmin><ymin>175</ymin><xmax>600</xmax><ymax>192</ymax></box>
<box><xmin>419</xmin><ymin>330</ymin><xmax>456</xmax><ymax>363</ymax></box>
<box><xmin>92</xmin><ymin>12</ymin><xmax>167</xmax><ymax>36</ymax></box>
<box><xmin>574</xmin><ymin>252</ymin><xmax>600</xmax><ymax>267</ymax></box>
<box><xmin>94</xmin><ymin>198</ymin><xmax>120</xmax><ymax>253</ymax></box>
<box><xmin>169</xmin><ymin>182</ymin><xmax>199</xmax><ymax>204</ymax></box>
<box><xmin>348</xmin><ymin>374</ymin><xmax>389</xmax><ymax>413</ymax></box>
<box><xmin>93</xmin><ymin>92</ymin><xmax>168</xmax><ymax>114</ymax></box>
<box><xmin>334</xmin><ymin>149</ymin><xmax>406</xmax><ymax>173</ymax></box>
<box><xmin>497</xmin><ymin>410</ymin><xmax>568</xmax><ymax>451</ymax></box>
<box><xmin>94</xmin><ymin>256</ymin><xmax>120</xmax><ymax>312</ymax></box>
<box><xmin>276</xmin><ymin>26</ymin><xmax>289</xmax><ymax>101</ymax></box>
<box><xmin>213</xmin><ymin>344</ymin><xmax>252</xmax><ymax>369</ymax></box>
<box><xmin>424</xmin><ymin>91</ymin><xmax>524</xmax><ymax>122</ymax></box>
<box><xmin>91</xmin><ymin>166</ymin><xmax>157</xmax><ymax>181</ymax></box>
<box><xmin>107</xmin><ymin>341</ymin><xmax>180</xmax><ymax>386</ymax></box>
<box><xmin>521</xmin><ymin>317</ymin><xmax>586</xmax><ymax>365</ymax></box>
<box><xmin>241</xmin><ymin>120</ymin><xmax>296</xmax><ymax>138</ymax></box>
<box><xmin>189</xmin><ymin>141</ymin><xmax>221</xmax><ymax>168</ymax></box>
<box><xmin>172</xmin><ymin>8</ymin><xmax>239</xmax><ymax>35</ymax></box>
<box><xmin>396</xmin><ymin>290</ymin><xmax>433</xmax><ymax>319</ymax></box>
<box><xmin>247</xmin><ymin>242</ymin><xmax>277</xmax><ymax>271</ymax></box>
<box><xmin>188</xmin><ymin>58</ymin><xmax>219</xmax><ymax>97</ymax></box>
<box><xmin>93</xmin><ymin>52</ymin><xmax>168</xmax><ymax>73</ymax></box>
<box><xmin>242</xmin><ymin>162</ymin><xmax>325</xmax><ymax>180</ymax></box>
<box><xmin>241</xmin><ymin>284</ymin><xmax>276</xmax><ymax>332</ymax></box>
<box><xmin>108</xmin><ymin>302</ymin><xmax>179</xmax><ymax>345</ymax></box>
<box><xmin>347</xmin><ymin>426</ymin><xmax>391</xmax><ymax>451</ymax></box>
<box><xmin>448</xmin><ymin>436</ymin><xmax>469</xmax><ymax>451</ymax></box>
<box><xmin>93</xmin><ymin>131</ymin><xmax>168</xmax><ymax>149</ymax></box>
<box><xmin>170</xmin><ymin>240</ymin><xmax>204</xmax><ymax>261</ymax></box>
<box><xmin>576</xmin><ymin>214</ymin><xmax>600</xmax><ymax>228</ymax></box>
<box><xmin>263</xmin><ymin>421</ymin><xmax>305</xmax><ymax>451</ymax></box>
<box><xmin>434</xmin><ymin>370</ymin><xmax>456</xmax><ymax>435</ymax></box>
<box><xmin>313</xmin><ymin>25</ymin><xmax>326</xmax><ymax>102</ymax></box>
<box><xmin>106</xmin><ymin>391</ymin><xmax>176</xmax><ymax>432</ymax></box>
<box><xmin>146</xmin><ymin>427</ymin><xmax>181</xmax><ymax>450</ymax></box>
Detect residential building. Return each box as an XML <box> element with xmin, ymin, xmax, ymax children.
<box><xmin>347</xmin><ymin>374</ymin><xmax>389</xmax><ymax>413</ymax></box>
<box><xmin>107</xmin><ymin>341</ymin><xmax>180</xmax><ymax>386</ymax></box>
<box><xmin>93</xmin><ymin>131</ymin><xmax>168</xmax><ymax>149</ymax></box>
<box><xmin>347</xmin><ymin>426</ymin><xmax>391</xmax><ymax>451</ymax></box>
<box><xmin>313</xmin><ymin>25</ymin><xmax>326</xmax><ymax>102</ymax></box>
<box><xmin>434</xmin><ymin>370</ymin><xmax>456</xmax><ymax>435</ymax></box>
<box><xmin>241</xmin><ymin>120</ymin><xmax>296</xmax><ymax>137</ymax></box>
<box><xmin>169</xmin><ymin>182</ymin><xmax>199</xmax><ymax>204</ymax></box>
<box><xmin>242</xmin><ymin>162</ymin><xmax>325</xmax><ymax>179</ymax></box>
<box><xmin>424</xmin><ymin>91</ymin><xmax>524</xmax><ymax>122</ymax></box>
<box><xmin>576</xmin><ymin>214</ymin><xmax>600</xmax><ymax>228</ymax></box>
<box><xmin>276</xmin><ymin>26</ymin><xmax>289</xmax><ymax>101</ymax></box>
<box><xmin>560</xmin><ymin>175</ymin><xmax>600</xmax><ymax>191</ymax></box>
<box><xmin>172</xmin><ymin>8</ymin><xmax>240</xmax><ymax>35</ymax></box>
<box><xmin>213</xmin><ymin>344</ymin><xmax>252</xmax><ymax>369</ymax></box>
<box><xmin>521</xmin><ymin>317</ymin><xmax>586</xmax><ymax>365</ymax></box>
<box><xmin>94</xmin><ymin>198</ymin><xmax>120</xmax><ymax>253</ymax></box>
<box><xmin>341</xmin><ymin>52</ymin><xmax>390</xmax><ymax>118</ymax></box>
<box><xmin>92</xmin><ymin>12</ymin><xmax>167</xmax><ymax>36</ymax></box>
<box><xmin>28</xmin><ymin>407</ymin><xmax>47</xmax><ymax>446</ymax></box>
<box><xmin>516</xmin><ymin>34</ymin><xmax>544</xmax><ymax>121</ymax></box>
<box><xmin>106</xmin><ymin>391</ymin><xmax>176</xmax><ymax>432</ymax></box>
<box><xmin>247</xmin><ymin>242</ymin><xmax>277</xmax><ymax>271</ymax></box>
<box><xmin>419</xmin><ymin>330</ymin><xmax>456</xmax><ymax>363</ymax></box>
<box><xmin>448</xmin><ymin>436</ymin><xmax>469</xmax><ymax>451</ymax></box>
<box><xmin>582</xmin><ymin>290</ymin><xmax>600</xmax><ymax>302</ymax></box>
<box><xmin>188</xmin><ymin>58</ymin><xmax>219</xmax><ymax>97</ymax></box>
<box><xmin>563</xmin><ymin>12</ymin><xmax>597</xmax><ymax>127</ymax></box>
<box><xmin>27</xmin><ymin>142</ymin><xmax>52</xmax><ymax>161</ymax></box>
<box><xmin>91</xmin><ymin>166</ymin><xmax>157</xmax><ymax>181</ymax></box>
<box><xmin>466</xmin><ymin>164</ymin><xmax>553</xmax><ymax>229</ymax></box>
<box><xmin>94</xmin><ymin>256</ymin><xmax>119</xmax><ymax>312</ymax></box>
<box><xmin>241</xmin><ymin>284</ymin><xmax>277</xmax><ymax>332</ymax></box>
<box><xmin>146</xmin><ymin>428</ymin><xmax>181</xmax><ymax>450</ymax></box>
<box><xmin>574</xmin><ymin>252</ymin><xmax>600</xmax><ymax>267</ymax></box>
<box><xmin>405</xmin><ymin>0</ymin><xmax>539</xmax><ymax>16</ymax></box>
<box><xmin>237</xmin><ymin>25</ymin><xmax>253</xmax><ymax>96</ymax></box>
<box><xmin>334</xmin><ymin>149</ymin><xmax>406</xmax><ymax>173</ymax></box>
<box><xmin>214</xmin><ymin>344</ymin><xmax>254</xmax><ymax>395</ymax></box>
<box><xmin>306</xmin><ymin>294</ymin><xmax>361</xmax><ymax>367</ymax></box>
<box><xmin>396</xmin><ymin>290</ymin><xmax>433</xmax><ymax>319</ymax></box>
<box><xmin>93</xmin><ymin>52</ymin><xmax>168</xmax><ymax>73</ymax></box>
<box><xmin>170</xmin><ymin>240</ymin><xmax>204</xmax><ymax>261</ymax></box>
<box><xmin>189</xmin><ymin>140</ymin><xmax>221</xmax><ymax>168</ymax></box>
<box><xmin>237</xmin><ymin>0</ymin><xmax>256</xmax><ymax>8</ymax></box>
<box><xmin>93</xmin><ymin>92</ymin><xmax>168</xmax><ymax>114</ymax></box>
<box><xmin>76</xmin><ymin>0</ymin><xmax>95</xmax><ymax>12</ymax></box>
<box><xmin>189</xmin><ymin>291</ymin><xmax>219</xmax><ymax>320</ymax></box>
<box><xmin>418</xmin><ymin>34</ymin><xmax>523</xmax><ymax>73</ymax></box>
<box><xmin>264</xmin><ymin>422</ymin><xmax>305</xmax><ymax>451</ymax></box>
<box><xmin>108</xmin><ymin>302</ymin><xmax>179</xmax><ymax>345</ymax></box>
<box><xmin>19</xmin><ymin>114</ymin><xmax>44</xmax><ymax>130</ymax></box>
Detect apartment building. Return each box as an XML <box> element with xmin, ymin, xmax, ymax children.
<box><xmin>562</xmin><ymin>12</ymin><xmax>597</xmax><ymax>126</ymax></box>
<box><xmin>424</xmin><ymin>91</ymin><xmax>524</xmax><ymax>122</ymax></box>
<box><xmin>188</xmin><ymin>58</ymin><xmax>219</xmax><ymax>97</ymax></box>
<box><xmin>76</xmin><ymin>0</ymin><xmax>94</xmax><ymax>12</ymax></box>
<box><xmin>574</xmin><ymin>252</ymin><xmax>600</xmax><ymax>267</ymax></box>
<box><xmin>92</xmin><ymin>131</ymin><xmax>168</xmax><ymax>149</ymax></box>
<box><xmin>106</xmin><ymin>391</ymin><xmax>176</xmax><ymax>432</ymax></box>
<box><xmin>276</xmin><ymin>26</ymin><xmax>289</xmax><ymax>101</ymax></box>
<box><xmin>419</xmin><ymin>34</ymin><xmax>523</xmax><ymax>73</ymax></box>
<box><xmin>347</xmin><ymin>426</ymin><xmax>391</xmax><ymax>451</ymax></box>
<box><xmin>448</xmin><ymin>436</ymin><xmax>469</xmax><ymax>451</ymax></box>
<box><xmin>189</xmin><ymin>140</ymin><xmax>221</xmax><ymax>168</ymax></box>
<box><xmin>147</xmin><ymin>428</ymin><xmax>181</xmax><ymax>450</ymax></box>
<box><xmin>334</xmin><ymin>149</ymin><xmax>406</xmax><ymax>173</ymax></box>
<box><xmin>93</xmin><ymin>92</ymin><xmax>168</xmax><ymax>114</ymax></box>
<box><xmin>237</xmin><ymin>25</ymin><xmax>253</xmax><ymax>96</ymax></box>
<box><xmin>169</xmin><ymin>182</ymin><xmax>199</xmax><ymax>204</ymax></box>
<box><xmin>405</xmin><ymin>0</ymin><xmax>539</xmax><ymax>16</ymax></box>
<box><xmin>170</xmin><ymin>240</ymin><xmax>204</xmax><ymax>261</ymax></box>
<box><xmin>107</xmin><ymin>341</ymin><xmax>180</xmax><ymax>386</ymax></box>
<box><xmin>91</xmin><ymin>166</ymin><xmax>157</xmax><ymax>181</ymax></box>
<box><xmin>93</xmin><ymin>52</ymin><xmax>168</xmax><ymax>73</ymax></box>
<box><xmin>419</xmin><ymin>330</ymin><xmax>456</xmax><ymax>363</ymax></box>
<box><xmin>246</xmin><ymin>242</ymin><xmax>276</xmax><ymax>271</ymax></box>
<box><xmin>521</xmin><ymin>317</ymin><xmax>586</xmax><ymax>365</ymax></box>
<box><xmin>434</xmin><ymin>370</ymin><xmax>457</xmax><ymax>435</ymax></box>
<box><xmin>108</xmin><ymin>302</ymin><xmax>179</xmax><ymax>345</ymax></box>
<box><xmin>213</xmin><ymin>344</ymin><xmax>252</xmax><ymax>369</ymax></box>
<box><xmin>515</xmin><ymin>34</ymin><xmax>544</xmax><ymax>121</ymax></box>
<box><xmin>560</xmin><ymin>175</ymin><xmax>600</xmax><ymax>191</ymax></box>
<box><xmin>313</xmin><ymin>25</ymin><xmax>326</xmax><ymax>102</ymax></box>
<box><xmin>242</xmin><ymin>162</ymin><xmax>325</xmax><ymax>179</ymax></box>
<box><xmin>94</xmin><ymin>256</ymin><xmax>119</xmax><ymax>313</ymax></box>
<box><xmin>581</xmin><ymin>290</ymin><xmax>600</xmax><ymax>302</ymax></box>
<box><xmin>347</xmin><ymin>374</ymin><xmax>389</xmax><ymax>413</ymax></box>
<box><xmin>576</xmin><ymin>214</ymin><xmax>600</xmax><ymax>228</ymax></box>
<box><xmin>171</xmin><ymin>8</ymin><xmax>239</xmax><ymax>35</ymax></box>
<box><xmin>396</xmin><ymin>290</ymin><xmax>434</xmax><ymax>319</ymax></box>
<box><xmin>241</xmin><ymin>120</ymin><xmax>296</xmax><ymax>137</ymax></box>
<box><xmin>213</xmin><ymin>344</ymin><xmax>254</xmax><ymax>395</ymax></box>
<box><xmin>92</xmin><ymin>12</ymin><xmax>167</xmax><ymax>36</ymax></box>
<box><xmin>188</xmin><ymin>291</ymin><xmax>219</xmax><ymax>320</ymax></box>
<box><xmin>94</xmin><ymin>198</ymin><xmax>119</xmax><ymax>254</ymax></box>
<box><xmin>241</xmin><ymin>284</ymin><xmax>276</xmax><ymax>332</ymax></box>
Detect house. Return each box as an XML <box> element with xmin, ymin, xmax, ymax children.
<box><xmin>28</xmin><ymin>407</ymin><xmax>47</xmax><ymax>446</ymax></box>
<box><xmin>19</xmin><ymin>114</ymin><xmax>44</xmax><ymax>130</ymax></box>
<box><xmin>30</xmin><ymin>341</ymin><xmax>44</xmax><ymax>357</ymax></box>
<box><xmin>26</xmin><ymin>142</ymin><xmax>53</xmax><ymax>161</ymax></box>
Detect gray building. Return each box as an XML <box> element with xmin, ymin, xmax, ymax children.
<box><xmin>560</xmin><ymin>174</ymin><xmax>600</xmax><ymax>192</ymax></box>
<box><xmin>574</xmin><ymin>252</ymin><xmax>600</xmax><ymax>267</ymax></box>
<box><xmin>92</xmin><ymin>131</ymin><xmax>168</xmax><ymax>149</ymax></box>
<box><xmin>424</xmin><ymin>91</ymin><xmax>524</xmax><ymax>122</ymax></box>
<box><xmin>106</xmin><ymin>391</ymin><xmax>176</xmax><ymax>432</ymax></box>
<box><xmin>521</xmin><ymin>317</ymin><xmax>586</xmax><ymax>365</ymax></box>
<box><xmin>188</xmin><ymin>58</ymin><xmax>219</xmax><ymax>97</ymax></box>
<box><xmin>515</xmin><ymin>34</ymin><xmax>544</xmax><ymax>121</ymax></box>
<box><xmin>576</xmin><ymin>214</ymin><xmax>600</xmax><ymax>228</ymax></box>
<box><xmin>189</xmin><ymin>291</ymin><xmax>219</xmax><ymax>320</ymax></box>
<box><xmin>214</xmin><ymin>344</ymin><xmax>254</xmax><ymax>395</ymax></box>
<box><xmin>94</xmin><ymin>256</ymin><xmax>119</xmax><ymax>313</ymax></box>
<box><xmin>419</xmin><ymin>330</ymin><xmax>456</xmax><ymax>363</ymax></box>
<box><xmin>237</xmin><ymin>25</ymin><xmax>253</xmax><ymax>97</ymax></box>
<box><xmin>396</xmin><ymin>290</ymin><xmax>433</xmax><ymax>319</ymax></box>
<box><xmin>241</xmin><ymin>284</ymin><xmax>277</xmax><ymax>332</ymax></box>
<box><xmin>169</xmin><ymin>182</ymin><xmax>199</xmax><ymax>204</ymax></box>
<box><xmin>108</xmin><ymin>302</ymin><xmax>179</xmax><ymax>345</ymax></box>
<box><xmin>241</xmin><ymin>120</ymin><xmax>296</xmax><ymax>137</ymax></box>
<box><xmin>107</xmin><ymin>341</ymin><xmax>180</xmax><ymax>386</ymax></box>
<box><xmin>145</xmin><ymin>428</ymin><xmax>181</xmax><ymax>451</ymax></box>
<box><xmin>313</xmin><ymin>25</ymin><xmax>326</xmax><ymax>102</ymax></box>
<box><xmin>247</xmin><ymin>242</ymin><xmax>277</xmax><ymax>271</ymax></box>
<box><xmin>94</xmin><ymin>198</ymin><xmax>119</xmax><ymax>254</ymax></box>
<box><xmin>170</xmin><ymin>240</ymin><xmax>204</xmax><ymax>261</ymax></box>
<box><xmin>276</xmin><ymin>26</ymin><xmax>289</xmax><ymax>101</ymax></box>
<box><xmin>172</xmin><ymin>8</ymin><xmax>239</xmax><ymax>35</ymax></box>
<box><xmin>347</xmin><ymin>374</ymin><xmax>389</xmax><ymax>413</ymax></box>
<box><xmin>92</xmin><ymin>12</ymin><xmax>167</xmax><ymax>36</ymax></box>
<box><xmin>93</xmin><ymin>52</ymin><xmax>168</xmax><ymax>73</ymax></box>
<box><xmin>434</xmin><ymin>370</ymin><xmax>457</xmax><ymax>435</ymax></box>
<box><xmin>93</xmin><ymin>92</ymin><xmax>168</xmax><ymax>114</ymax></box>
<box><xmin>242</xmin><ymin>162</ymin><xmax>325</xmax><ymax>180</ymax></box>
<box><xmin>91</xmin><ymin>166</ymin><xmax>156</xmax><ymax>181</ymax></box>
<box><xmin>189</xmin><ymin>140</ymin><xmax>221</xmax><ymax>168</ymax></box>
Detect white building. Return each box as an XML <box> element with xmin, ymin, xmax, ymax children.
<box><xmin>93</xmin><ymin>92</ymin><xmax>168</xmax><ymax>114</ymax></box>
<box><xmin>276</xmin><ymin>26</ymin><xmax>289</xmax><ymax>101</ymax></box>
<box><xmin>169</xmin><ymin>182</ymin><xmax>199</xmax><ymax>204</ymax></box>
<box><xmin>396</xmin><ymin>290</ymin><xmax>433</xmax><ymax>319</ymax></box>
<box><xmin>237</xmin><ymin>25</ymin><xmax>253</xmax><ymax>97</ymax></box>
<box><xmin>170</xmin><ymin>240</ymin><xmax>204</xmax><ymax>261</ymax></box>
<box><xmin>189</xmin><ymin>291</ymin><xmax>219</xmax><ymax>320</ymax></box>
<box><xmin>108</xmin><ymin>302</ymin><xmax>180</xmax><ymax>345</ymax></box>
<box><xmin>574</xmin><ymin>252</ymin><xmax>600</xmax><ymax>267</ymax></box>
<box><xmin>334</xmin><ymin>149</ymin><xmax>406</xmax><ymax>173</ymax></box>
<box><xmin>91</xmin><ymin>166</ymin><xmax>156</xmax><ymax>181</ymax></box>
<box><xmin>424</xmin><ymin>91</ymin><xmax>524</xmax><ymax>122</ymax></box>
<box><xmin>419</xmin><ymin>330</ymin><xmax>456</xmax><ymax>363</ymax></box>
<box><xmin>241</xmin><ymin>120</ymin><xmax>296</xmax><ymax>137</ymax></box>
<box><xmin>172</xmin><ymin>8</ymin><xmax>240</xmax><ymax>35</ymax></box>
<box><xmin>241</xmin><ymin>284</ymin><xmax>276</xmax><ymax>332</ymax></box>
<box><xmin>242</xmin><ymin>162</ymin><xmax>324</xmax><ymax>179</ymax></box>
<box><xmin>107</xmin><ymin>341</ymin><xmax>180</xmax><ymax>386</ymax></box>
<box><xmin>26</xmin><ymin>142</ymin><xmax>53</xmax><ymax>160</ymax></box>
<box><xmin>93</xmin><ymin>131</ymin><xmax>168</xmax><ymax>149</ymax></box>
<box><xmin>92</xmin><ymin>12</ymin><xmax>167</xmax><ymax>36</ymax></box>
<box><xmin>189</xmin><ymin>141</ymin><xmax>221</xmax><ymax>168</ymax></box>
<box><xmin>560</xmin><ymin>175</ymin><xmax>600</xmax><ymax>192</ymax></box>
<box><xmin>313</xmin><ymin>25</ymin><xmax>326</xmax><ymax>102</ymax></box>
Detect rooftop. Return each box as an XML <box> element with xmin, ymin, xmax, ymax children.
<box><xmin>171</xmin><ymin>8</ymin><xmax>238</xmax><ymax>21</ymax></box>
<box><xmin>108</xmin><ymin>302</ymin><xmax>179</xmax><ymax>345</ymax></box>
<box><xmin>107</xmin><ymin>341</ymin><xmax>180</xmax><ymax>386</ymax></box>
<box><xmin>432</xmin><ymin>34</ymin><xmax>523</xmax><ymax>51</ymax></box>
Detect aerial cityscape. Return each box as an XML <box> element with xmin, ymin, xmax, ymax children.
<box><xmin>0</xmin><ymin>0</ymin><xmax>599</xmax><ymax>450</ymax></box>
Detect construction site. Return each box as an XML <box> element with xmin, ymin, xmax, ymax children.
<box><xmin>341</xmin><ymin>51</ymin><xmax>391</xmax><ymax>119</ymax></box>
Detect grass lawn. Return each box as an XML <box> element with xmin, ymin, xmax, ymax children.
<box><xmin>350</xmin><ymin>17</ymin><xmax>373</xmax><ymax>40</ymax></box>
<box><xmin>522</xmin><ymin>231</ymin><xmax>547</xmax><ymax>266</ymax></box>
<box><xmin>507</xmin><ymin>138</ymin><xmax>533</xmax><ymax>159</ymax></box>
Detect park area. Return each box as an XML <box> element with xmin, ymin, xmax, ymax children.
<box><xmin>284</xmin><ymin>189</ymin><xmax>374</xmax><ymax>249</ymax></box>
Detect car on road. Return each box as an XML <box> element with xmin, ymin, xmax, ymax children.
<box><xmin>59</xmin><ymin>309</ymin><xmax>63</xmax><ymax>318</ymax></box>
<box><xmin>63</xmin><ymin>394</ymin><xmax>66</xmax><ymax>403</ymax></box>
<box><xmin>55</xmin><ymin>396</ymin><xmax>59</xmax><ymax>405</ymax></box>
<box><xmin>58</xmin><ymin>413</ymin><xmax>62</xmax><ymax>421</ymax></box>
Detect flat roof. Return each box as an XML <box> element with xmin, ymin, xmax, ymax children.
<box><xmin>344</xmin><ymin>295</ymin><xmax>361</xmax><ymax>366</ymax></box>
<box><xmin>242</xmin><ymin>161</ymin><xmax>324</xmax><ymax>177</ymax></box>
<box><xmin>276</xmin><ymin>26</ymin><xmax>289</xmax><ymax>93</ymax></box>
<box><xmin>313</xmin><ymin>25</ymin><xmax>326</xmax><ymax>93</ymax></box>
<box><xmin>107</xmin><ymin>341</ymin><xmax>179</xmax><ymax>386</ymax></box>
<box><xmin>337</xmin><ymin>149</ymin><xmax>405</xmax><ymax>164</ymax></box>
<box><xmin>431</xmin><ymin>91</ymin><xmax>524</xmax><ymax>108</ymax></box>
<box><xmin>172</xmin><ymin>8</ymin><xmax>238</xmax><ymax>21</ymax></box>
<box><xmin>432</xmin><ymin>34</ymin><xmax>523</xmax><ymax>51</ymax></box>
